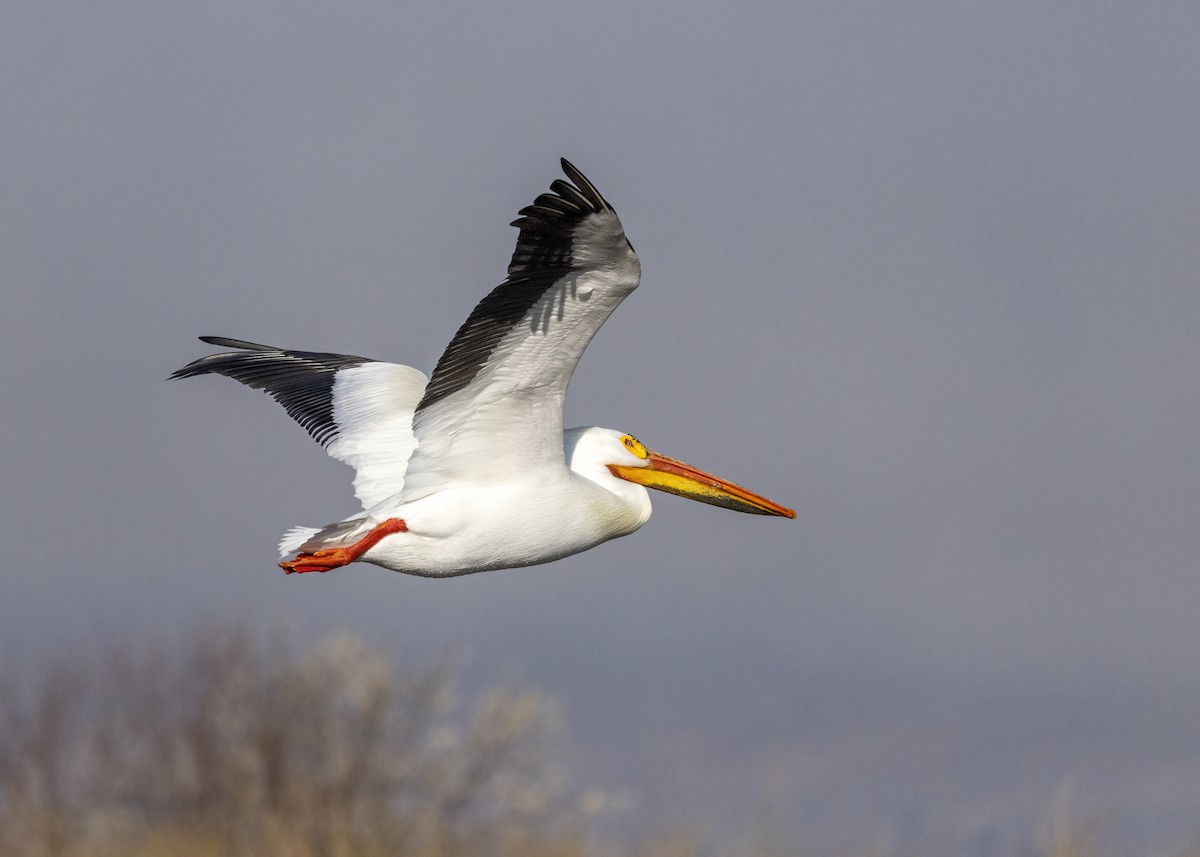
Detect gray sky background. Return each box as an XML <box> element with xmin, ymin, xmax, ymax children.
<box><xmin>2</xmin><ymin>2</ymin><xmax>1198</xmax><ymax>853</ymax></box>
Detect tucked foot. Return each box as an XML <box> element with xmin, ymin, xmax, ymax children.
<box><xmin>280</xmin><ymin>518</ymin><xmax>407</xmax><ymax>574</ymax></box>
<box><xmin>279</xmin><ymin>547</ymin><xmax>354</xmax><ymax>574</ymax></box>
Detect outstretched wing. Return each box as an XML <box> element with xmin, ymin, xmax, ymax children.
<box><xmin>171</xmin><ymin>337</ymin><xmax>428</xmax><ymax>509</ymax></box>
<box><xmin>402</xmin><ymin>159</ymin><xmax>641</xmax><ymax>498</ymax></box>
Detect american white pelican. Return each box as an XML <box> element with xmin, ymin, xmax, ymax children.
<box><xmin>174</xmin><ymin>160</ymin><xmax>794</xmax><ymax>577</ymax></box>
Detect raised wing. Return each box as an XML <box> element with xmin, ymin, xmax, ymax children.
<box><xmin>172</xmin><ymin>337</ymin><xmax>428</xmax><ymax>509</ymax></box>
<box><xmin>403</xmin><ymin>159</ymin><xmax>641</xmax><ymax>497</ymax></box>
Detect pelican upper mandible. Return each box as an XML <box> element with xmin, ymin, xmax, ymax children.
<box><xmin>173</xmin><ymin>159</ymin><xmax>794</xmax><ymax>577</ymax></box>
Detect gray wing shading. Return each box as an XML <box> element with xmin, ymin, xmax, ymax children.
<box><xmin>403</xmin><ymin>159</ymin><xmax>641</xmax><ymax>495</ymax></box>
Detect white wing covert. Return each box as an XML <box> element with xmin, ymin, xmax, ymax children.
<box><xmin>326</xmin><ymin>361</ymin><xmax>427</xmax><ymax>509</ymax></box>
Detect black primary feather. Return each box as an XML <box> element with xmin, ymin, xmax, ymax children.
<box><xmin>171</xmin><ymin>338</ymin><xmax>372</xmax><ymax>447</ymax></box>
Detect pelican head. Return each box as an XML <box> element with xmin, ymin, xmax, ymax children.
<box><xmin>564</xmin><ymin>427</ymin><xmax>796</xmax><ymax>519</ymax></box>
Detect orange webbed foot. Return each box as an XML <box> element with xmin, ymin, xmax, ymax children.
<box><xmin>279</xmin><ymin>518</ymin><xmax>407</xmax><ymax>575</ymax></box>
<box><xmin>279</xmin><ymin>548</ymin><xmax>352</xmax><ymax>574</ymax></box>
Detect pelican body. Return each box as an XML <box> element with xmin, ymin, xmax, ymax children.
<box><xmin>173</xmin><ymin>160</ymin><xmax>793</xmax><ymax>578</ymax></box>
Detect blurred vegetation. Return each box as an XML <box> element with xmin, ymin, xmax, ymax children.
<box><xmin>0</xmin><ymin>626</ymin><xmax>1196</xmax><ymax>857</ymax></box>
<box><xmin>0</xmin><ymin>625</ymin><xmax>597</xmax><ymax>857</ymax></box>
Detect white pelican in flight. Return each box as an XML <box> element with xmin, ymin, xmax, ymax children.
<box><xmin>174</xmin><ymin>160</ymin><xmax>794</xmax><ymax>577</ymax></box>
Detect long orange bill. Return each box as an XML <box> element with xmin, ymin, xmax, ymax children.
<box><xmin>609</xmin><ymin>450</ymin><xmax>795</xmax><ymax>518</ymax></box>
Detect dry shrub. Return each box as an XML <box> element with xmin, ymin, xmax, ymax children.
<box><xmin>2</xmin><ymin>628</ymin><xmax>1193</xmax><ymax>857</ymax></box>
<box><xmin>0</xmin><ymin>625</ymin><xmax>590</xmax><ymax>857</ymax></box>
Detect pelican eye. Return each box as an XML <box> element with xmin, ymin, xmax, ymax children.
<box><xmin>620</xmin><ymin>434</ymin><xmax>649</xmax><ymax>460</ymax></box>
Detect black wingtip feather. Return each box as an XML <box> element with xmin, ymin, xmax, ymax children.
<box><xmin>558</xmin><ymin>158</ymin><xmax>611</xmax><ymax>212</ymax></box>
<box><xmin>198</xmin><ymin>336</ymin><xmax>276</xmax><ymax>351</ymax></box>
<box><xmin>171</xmin><ymin>339</ymin><xmax>373</xmax><ymax>447</ymax></box>
<box><xmin>506</xmin><ymin>160</ymin><xmax>614</xmax><ymax>275</ymax></box>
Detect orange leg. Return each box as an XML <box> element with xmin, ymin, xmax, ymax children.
<box><xmin>280</xmin><ymin>518</ymin><xmax>407</xmax><ymax>574</ymax></box>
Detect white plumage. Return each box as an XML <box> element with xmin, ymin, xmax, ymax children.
<box><xmin>174</xmin><ymin>159</ymin><xmax>793</xmax><ymax>578</ymax></box>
